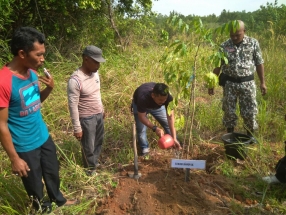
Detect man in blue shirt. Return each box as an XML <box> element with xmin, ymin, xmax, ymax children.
<box><xmin>0</xmin><ymin>27</ymin><xmax>76</xmax><ymax>212</ymax></box>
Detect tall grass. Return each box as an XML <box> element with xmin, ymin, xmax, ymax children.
<box><xmin>0</xmin><ymin>33</ymin><xmax>285</xmax><ymax>214</ymax></box>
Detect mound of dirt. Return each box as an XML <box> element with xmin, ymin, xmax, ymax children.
<box><xmin>96</xmin><ymin>144</ymin><xmax>248</xmax><ymax>215</ymax></box>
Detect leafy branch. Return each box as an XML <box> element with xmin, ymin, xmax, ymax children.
<box><xmin>161</xmin><ymin>17</ymin><xmax>240</xmax><ymax>159</ymax></box>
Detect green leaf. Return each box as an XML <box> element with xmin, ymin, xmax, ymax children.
<box><xmin>175</xmin><ymin>114</ymin><xmax>185</xmax><ymax>131</ymax></box>
<box><xmin>180</xmin><ymin>43</ymin><xmax>187</xmax><ymax>57</ymax></box>
<box><xmin>173</xmin><ymin>43</ymin><xmax>183</xmax><ymax>54</ymax></box>
<box><xmin>173</xmin><ymin>16</ymin><xmax>180</xmax><ymax>26</ymax></box>
<box><xmin>178</xmin><ymin>18</ymin><xmax>183</xmax><ymax>29</ymax></box>
<box><xmin>233</xmin><ymin>20</ymin><xmax>240</xmax><ymax>32</ymax></box>
<box><xmin>223</xmin><ymin>56</ymin><xmax>229</xmax><ymax>65</ymax></box>
<box><xmin>198</xmin><ymin>18</ymin><xmax>203</xmax><ymax>28</ymax></box>
<box><xmin>170</xmin><ymin>40</ymin><xmax>181</xmax><ymax>48</ymax></box>
<box><xmin>221</xmin><ymin>23</ymin><xmax>227</xmax><ymax>34</ymax></box>
<box><xmin>167</xmin><ymin>101</ymin><xmax>175</xmax><ymax>115</ymax></box>
<box><xmin>169</xmin><ymin>15</ymin><xmax>177</xmax><ymax>24</ymax></box>
<box><xmin>214</xmin><ymin>57</ymin><xmax>220</xmax><ymax>67</ymax></box>
<box><xmin>227</xmin><ymin>23</ymin><xmax>232</xmax><ymax>33</ymax></box>
<box><xmin>184</xmin><ymin>24</ymin><xmax>189</xmax><ymax>33</ymax></box>
<box><xmin>231</xmin><ymin>20</ymin><xmax>236</xmax><ymax>32</ymax></box>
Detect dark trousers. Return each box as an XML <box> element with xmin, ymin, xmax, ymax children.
<box><xmin>17</xmin><ymin>136</ymin><xmax>66</xmax><ymax>209</ymax></box>
<box><xmin>80</xmin><ymin>113</ymin><xmax>104</xmax><ymax>170</ymax></box>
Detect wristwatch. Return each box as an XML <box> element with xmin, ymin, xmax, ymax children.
<box><xmin>152</xmin><ymin>125</ymin><xmax>157</xmax><ymax>132</ymax></box>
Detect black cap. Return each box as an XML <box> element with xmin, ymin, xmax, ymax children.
<box><xmin>83</xmin><ymin>45</ymin><xmax>106</xmax><ymax>63</ymax></box>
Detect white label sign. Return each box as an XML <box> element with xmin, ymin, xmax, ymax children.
<box><xmin>171</xmin><ymin>159</ymin><xmax>206</xmax><ymax>169</ymax></box>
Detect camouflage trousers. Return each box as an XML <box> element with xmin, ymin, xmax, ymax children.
<box><xmin>222</xmin><ymin>80</ymin><xmax>258</xmax><ymax>131</ymax></box>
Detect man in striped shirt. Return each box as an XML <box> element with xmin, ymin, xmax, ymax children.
<box><xmin>67</xmin><ymin>46</ymin><xmax>105</xmax><ymax>176</ymax></box>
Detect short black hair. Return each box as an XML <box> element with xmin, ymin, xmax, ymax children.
<box><xmin>152</xmin><ymin>83</ymin><xmax>169</xmax><ymax>96</ymax></box>
<box><xmin>10</xmin><ymin>27</ymin><xmax>45</xmax><ymax>56</ymax></box>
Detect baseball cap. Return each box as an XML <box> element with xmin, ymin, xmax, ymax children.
<box><xmin>83</xmin><ymin>45</ymin><xmax>106</xmax><ymax>63</ymax></box>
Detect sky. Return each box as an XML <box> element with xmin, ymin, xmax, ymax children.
<box><xmin>152</xmin><ymin>0</ymin><xmax>286</xmax><ymax>16</ymax></box>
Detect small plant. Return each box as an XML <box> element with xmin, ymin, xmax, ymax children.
<box><xmin>204</xmin><ymin>72</ymin><xmax>218</xmax><ymax>88</ymax></box>
<box><xmin>160</xmin><ymin>18</ymin><xmax>240</xmax><ymax>158</ymax></box>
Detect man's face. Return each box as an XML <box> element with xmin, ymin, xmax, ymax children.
<box><xmin>230</xmin><ymin>29</ymin><xmax>245</xmax><ymax>44</ymax></box>
<box><xmin>151</xmin><ymin>94</ymin><xmax>168</xmax><ymax>106</ymax></box>
<box><xmin>22</xmin><ymin>42</ymin><xmax>45</xmax><ymax>70</ymax></box>
<box><xmin>85</xmin><ymin>56</ymin><xmax>100</xmax><ymax>73</ymax></box>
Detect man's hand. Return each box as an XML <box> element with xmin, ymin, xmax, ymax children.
<box><xmin>260</xmin><ymin>83</ymin><xmax>267</xmax><ymax>96</ymax></box>
<box><xmin>11</xmin><ymin>157</ymin><xmax>30</xmax><ymax>177</ymax></box>
<box><xmin>155</xmin><ymin>127</ymin><xmax>164</xmax><ymax>138</ymax></box>
<box><xmin>38</xmin><ymin>72</ymin><xmax>54</xmax><ymax>89</ymax></box>
<box><xmin>208</xmin><ymin>88</ymin><xmax>214</xmax><ymax>95</ymax></box>
<box><xmin>74</xmin><ymin>131</ymin><xmax>83</xmax><ymax>141</ymax></box>
<box><xmin>38</xmin><ymin>71</ymin><xmax>54</xmax><ymax>102</ymax></box>
<box><xmin>174</xmin><ymin>139</ymin><xmax>182</xmax><ymax>150</ymax></box>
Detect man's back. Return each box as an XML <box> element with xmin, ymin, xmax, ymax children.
<box><xmin>133</xmin><ymin>82</ymin><xmax>172</xmax><ymax>113</ymax></box>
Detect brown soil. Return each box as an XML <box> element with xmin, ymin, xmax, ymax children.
<box><xmin>95</xmin><ymin>143</ymin><xmax>259</xmax><ymax>215</ymax></box>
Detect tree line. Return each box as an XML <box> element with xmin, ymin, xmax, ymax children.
<box><xmin>0</xmin><ymin>0</ymin><xmax>285</xmax><ymax>63</ymax></box>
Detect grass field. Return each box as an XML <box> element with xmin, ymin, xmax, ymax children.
<box><xmin>0</xmin><ymin>32</ymin><xmax>285</xmax><ymax>214</ymax></box>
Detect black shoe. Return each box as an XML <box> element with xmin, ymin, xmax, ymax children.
<box><xmin>227</xmin><ymin>127</ymin><xmax>234</xmax><ymax>133</ymax></box>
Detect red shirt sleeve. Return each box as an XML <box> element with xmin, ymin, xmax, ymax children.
<box><xmin>0</xmin><ymin>66</ymin><xmax>12</xmax><ymax>107</ymax></box>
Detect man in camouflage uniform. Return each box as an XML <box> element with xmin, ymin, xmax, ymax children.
<box><xmin>209</xmin><ymin>20</ymin><xmax>267</xmax><ymax>136</ymax></box>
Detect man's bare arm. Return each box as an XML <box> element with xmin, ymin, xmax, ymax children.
<box><xmin>0</xmin><ymin>108</ymin><xmax>30</xmax><ymax>177</ymax></box>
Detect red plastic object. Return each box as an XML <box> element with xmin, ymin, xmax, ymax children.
<box><xmin>158</xmin><ymin>134</ymin><xmax>174</xmax><ymax>149</ymax></box>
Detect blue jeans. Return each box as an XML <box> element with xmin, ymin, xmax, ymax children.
<box><xmin>132</xmin><ymin>102</ymin><xmax>171</xmax><ymax>152</ymax></box>
<box><xmin>80</xmin><ymin>113</ymin><xmax>104</xmax><ymax>170</ymax></box>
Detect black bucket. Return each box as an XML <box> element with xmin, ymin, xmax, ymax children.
<box><xmin>221</xmin><ymin>132</ymin><xmax>253</xmax><ymax>160</ymax></box>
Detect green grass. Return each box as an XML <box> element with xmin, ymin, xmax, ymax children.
<box><xmin>0</xmin><ymin>33</ymin><xmax>286</xmax><ymax>214</ymax></box>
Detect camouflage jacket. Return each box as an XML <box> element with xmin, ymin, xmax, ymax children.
<box><xmin>221</xmin><ymin>36</ymin><xmax>264</xmax><ymax>77</ymax></box>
